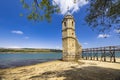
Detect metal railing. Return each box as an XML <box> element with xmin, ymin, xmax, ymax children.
<box><xmin>82</xmin><ymin>45</ymin><xmax>120</xmax><ymax>62</ymax></box>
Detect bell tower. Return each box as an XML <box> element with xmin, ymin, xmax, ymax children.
<box><xmin>62</xmin><ymin>12</ymin><xmax>82</xmax><ymax>61</ymax></box>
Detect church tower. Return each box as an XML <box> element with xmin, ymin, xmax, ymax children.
<box><xmin>62</xmin><ymin>12</ymin><xmax>82</xmax><ymax>61</ymax></box>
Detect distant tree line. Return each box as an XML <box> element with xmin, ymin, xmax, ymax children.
<box><xmin>0</xmin><ymin>48</ymin><xmax>62</xmax><ymax>53</ymax></box>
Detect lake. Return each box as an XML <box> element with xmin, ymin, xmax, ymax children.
<box><xmin>0</xmin><ymin>52</ymin><xmax>120</xmax><ymax>69</ymax></box>
<box><xmin>0</xmin><ymin>52</ymin><xmax>62</xmax><ymax>69</ymax></box>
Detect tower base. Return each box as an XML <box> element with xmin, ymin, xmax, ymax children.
<box><xmin>62</xmin><ymin>54</ymin><xmax>80</xmax><ymax>61</ymax></box>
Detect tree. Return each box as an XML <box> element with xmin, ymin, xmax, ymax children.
<box><xmin>20</xmin><ymin>0</ymin><xmax>60</xmax><ymax>22</ymax></box>
<box><xmin>21</xmin><ymin>0</ymin><xmax>120</xmax><ymax>35</ymax></box>
<box><xmin>85</xmin><ymin>0</ymin><xmax>120</xmax><ymax>35</ymax></box>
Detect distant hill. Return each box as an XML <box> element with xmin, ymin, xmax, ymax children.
<box><xmin>0</xmin><ymin>48</ymin><xmax>62</xmax><ymax>53</ymax></box>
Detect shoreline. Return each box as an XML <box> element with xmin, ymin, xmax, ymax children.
<box><xmin>0</xmin><ymin>60</ymin><xmax>61</xmax><ymax>70</ymax></box>
<box><xmin>0</xmin><ymin>57</ymin><xmax>120</xmax><ymax>70</ymax></box>
<box><xmin>0</xmin><ymin>59</ymin><xmax>120</xmax><ymax>80</ymax></box>
<box><xmin>0</xmin><ymin>58</ymin><xmax>120</xmax><ymax>69</ymax></box>
<box><xmin>0</xmin><ymin>59</ymin><xmax>60</xmax><ymax>69</ymax></box>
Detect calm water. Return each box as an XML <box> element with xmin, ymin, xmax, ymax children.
<box><xmin>0</xmin><ymin>52</ymin><xmax>120</xmax><ymax>69</ymax></box>
<box><xmin>0</xmin><ymin>52</ymin><xmax>62</xmax><ymax>69</ymax></box>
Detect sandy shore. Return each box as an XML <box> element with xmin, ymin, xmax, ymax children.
<box><xmin>0</xmin><ymin>58</ymin><xmax>120</xmax><ymax>80</ymax></box>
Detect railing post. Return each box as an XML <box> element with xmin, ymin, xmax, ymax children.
<box><xmin>100</xmin><ymin>47</ymin><xmax>103</xmax><ymax>61</ymax></box>
<box><xmin>96</xmin><ymin>48</ymin><xmax>98</xmax><ymax>61</ymax></box>
<box><xmin>90</xmin><ymin>48</ymin><xmax>92</xmax><ymax>60</ymax></box>
<box><xmin>93</xmin><ymin>48</ymin><xmax>95</xmax><ymax>60</ymax></box>
<box><xmin>104</xmin><ymin>47</ymin><xmax>106</xmax><ymax>61</ymax></box>
<box><xmin>113</xmin><ymin>46</ymin><xmax>116</xmax><ymax>62</ymax></box>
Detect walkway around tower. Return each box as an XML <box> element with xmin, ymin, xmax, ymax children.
<box><xmin>82</xmin><ymin>45</ymin><xmax>120</xmax><ymax>62</ymax></box>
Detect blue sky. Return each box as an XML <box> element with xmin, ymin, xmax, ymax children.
<box><xmin>0</xmin><ymin>0</ymin><xmax>120</xmax><ymax>49</ymax></box>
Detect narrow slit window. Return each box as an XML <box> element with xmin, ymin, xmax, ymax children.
<box><xmin>64</xmin><ymin>22</ymin><xmax>66</xmax><ymax>27</ymax></box>
<box><xmin>72</xmin><ymin>21</ymin><xmax>73</xmax><ymax>26</ymax></box>
<box><xmin>72</xmin><ymin>43</ymin><xmax>74</xmax><ymax>47</ymax></box>
<box><xmin>72</xmin><ymin>33</ymin><xmax>74</xmax><ymax>35</ymax></box>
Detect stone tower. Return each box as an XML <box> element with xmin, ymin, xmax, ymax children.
<box><xmin>62</xmin><ymin>13</ymin><xmax>82</xmax><ymax>61</ymax></box>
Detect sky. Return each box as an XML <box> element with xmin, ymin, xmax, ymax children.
<box><xmin>0</xmin><ymin>0</ymin><xmax>120</xmax><ymax>49</ymax></box>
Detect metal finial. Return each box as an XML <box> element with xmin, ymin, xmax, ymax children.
<box><xmin>67</xmin><ymin>6</ymin><xmax>70</xmax><ymax>12</ymax></box>
<box><xmin>66</xmin><ymin>6</ymin><xmax>71</xmax><ymax>15</ymax></box>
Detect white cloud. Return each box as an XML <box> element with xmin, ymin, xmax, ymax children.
<box><xmin>83</xmin><ymin>42</ymin><xmax>88</xmax><ymax>45</ymax></box>
<box><xmin>98</xmin><ymin>34</ymin><xmax>110</xmax><ymax>38</ymax></box>
<box><xmin>25</xmin><ymin>36</ymin><xmax>29</xmax><ymax>39</ymax></box>
<box><xmin>11</xmin><ymin>30</ymin><xmax>23</xmax><ymax>35</ymax></box>
<box><xmin>52</xmin><ymin>0</ymin><xmax>88</xmax><ymax>15</ymax></box>
<box><xmin>114</xmin><ymin>29</ymin><xmax>120</xmax><ymax>33</ymax></box>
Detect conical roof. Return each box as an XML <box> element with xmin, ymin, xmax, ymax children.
<box><xmin>65</xmin><ymin>11</ymin><xmax>72</xmax><ymax>16</ymax></box>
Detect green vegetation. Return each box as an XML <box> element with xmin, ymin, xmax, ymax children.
<box><xmin>0</xmin><ymin>48</ymin><xmax>62</xmax><ymax>53</ymax></box>
<box><xmin>20</xmin><ymin>0</ymin><xmax>60</xmax><ymax>22</ymax></box>
<box><xmin>21</xmin><ymin>0</ymin><xmax>120</xmax><ymax>35</ymax></box>
<box><xmin>85</xmin><ymin>0</ymin><xmax>120</xmax><ymax>34</ymax></box>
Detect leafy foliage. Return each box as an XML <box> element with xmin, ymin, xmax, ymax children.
<box><xmin>20</xmin><ymin>0</ymin><xmax>60</xmax><ymax>22</ymax></box>
<box><xmin>20</xmin><ymin>0</ymin><xmax>120</xmax><ymax>35</ymax></box>
<box><xmin>85</xmin><ymin>0</ymin><xmax>120</xmax><ymax>35</ymax></box>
